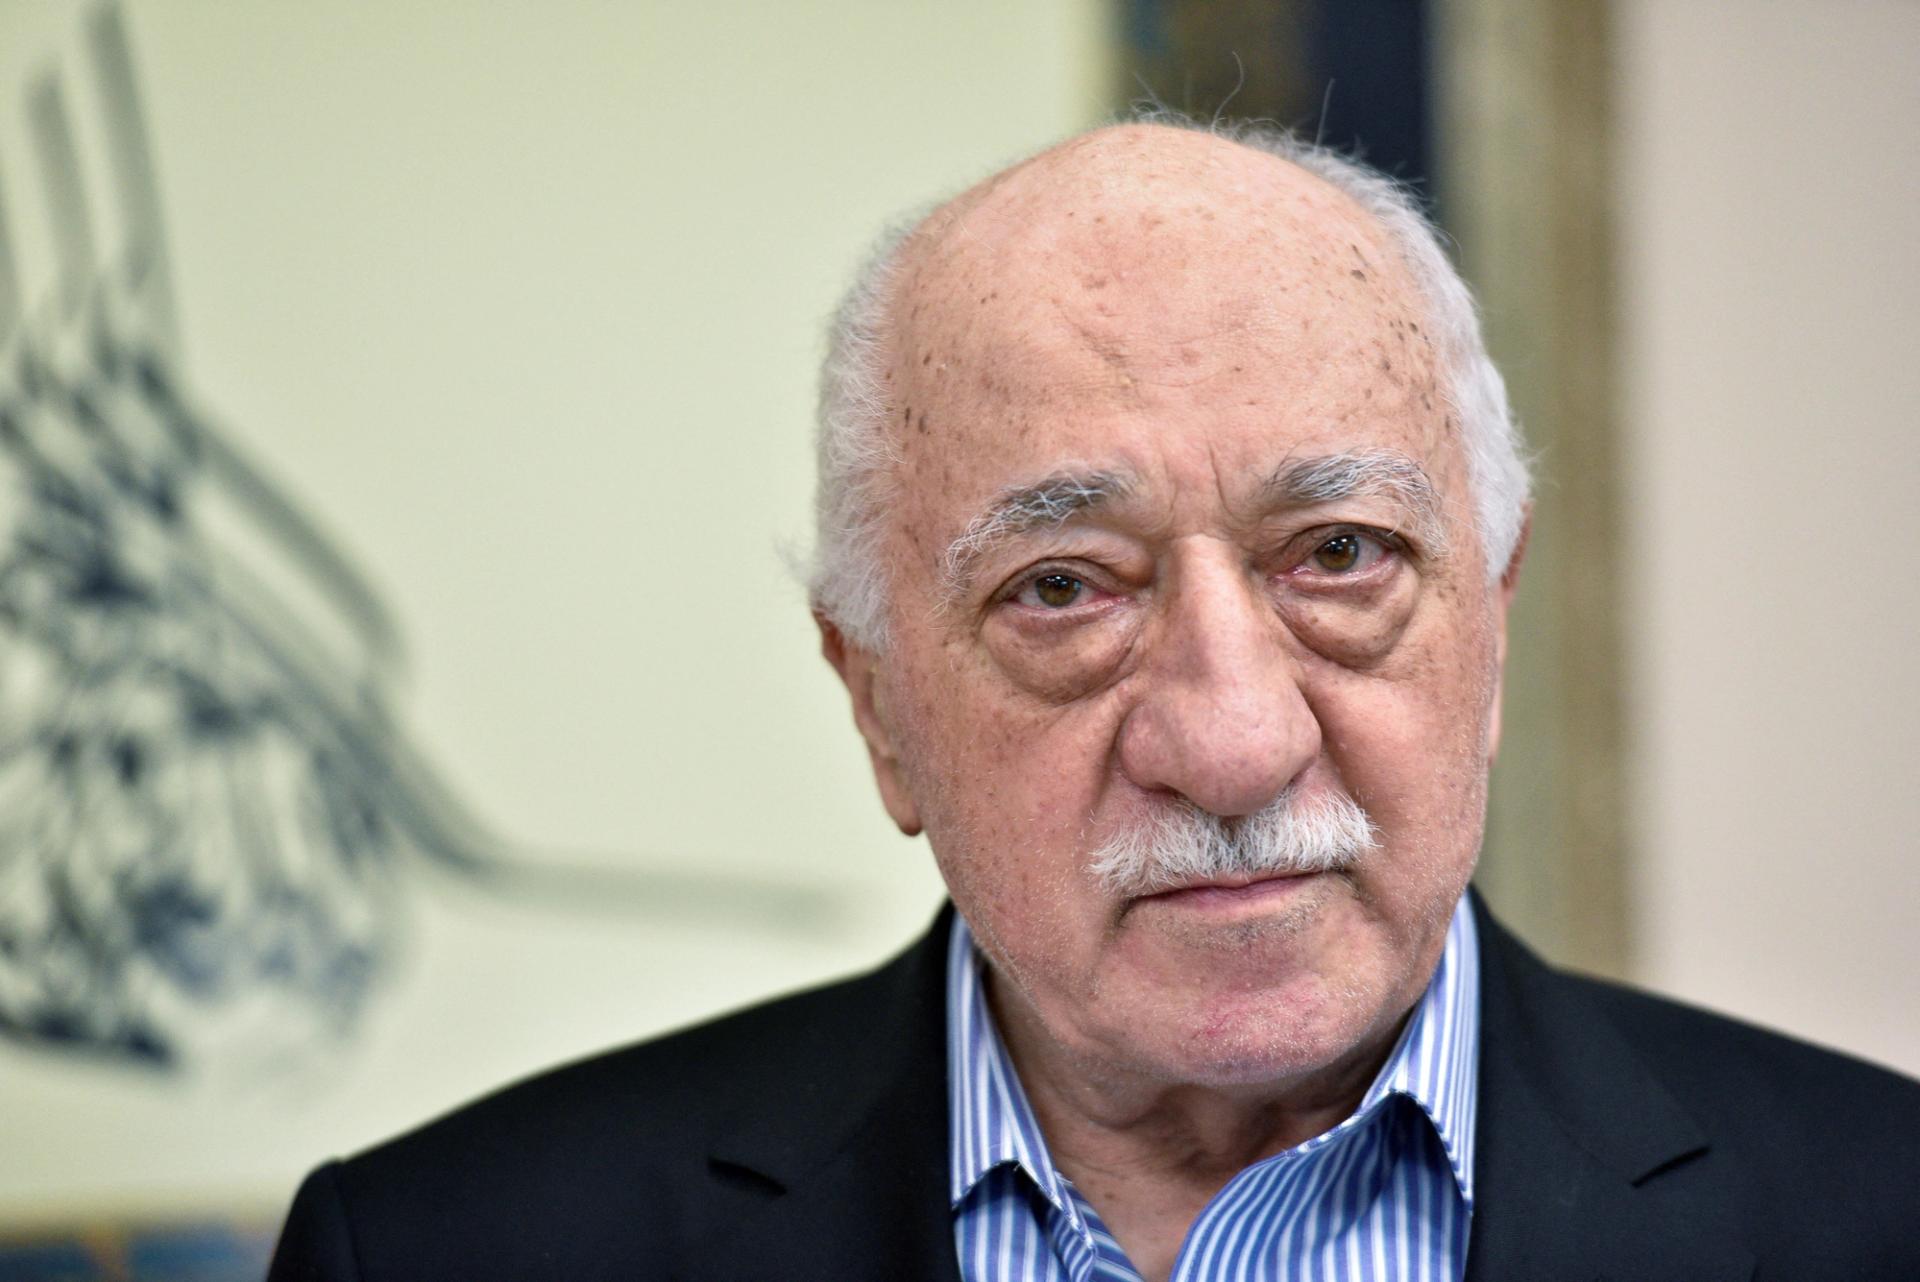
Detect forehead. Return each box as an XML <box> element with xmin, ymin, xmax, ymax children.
<box><xmin>883</xmin><ymin>130</ymin><xmax>1456</xmax><ymax>542</ymax></box>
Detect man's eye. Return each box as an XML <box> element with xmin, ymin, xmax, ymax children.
<box><xmin>1306</xmin><ymin>532</ymin><xmax>1387</xmax><ymax>575</ymax></box>
<box><xmin>1020</xmin><ymin>573</ymin><xmax>1085</xmax><ymax>609</ymax></box>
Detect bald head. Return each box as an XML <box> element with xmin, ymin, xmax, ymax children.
<box><xmin>810</xmin><ymin>120</ymin><xmax>1527</xmax><ymax>650</ymax></box>
<box><xmin>889</xmin><ymin>125</ymin><xmax>1441</xmax><ymax>476</ymax></box>
<box><xmin>905</xmin><ymin>123</ymin><xmax>1403</xmax><ymax>286</ymax></box>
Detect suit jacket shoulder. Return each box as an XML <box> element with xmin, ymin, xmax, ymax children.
<box><xmin>1465</xmin><ymin>898</ymin><xmax>1920</xmax><ymax>1281</ymax></box>
<box><xmin>1573</xmin><ymin>963</ymin><xmax>1919</xmax><ymax>1248</ymax></box>
<box><xmin>268</xmin><ymin>908</ymin><xmax>961</xmax><ymax>1282</ymax></box>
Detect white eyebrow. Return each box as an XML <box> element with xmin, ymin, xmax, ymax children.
<box><xmin>937</xmin><ymin>448</ymin><xmax>1448</xmax><ymax>603</ymax></box>
<box><xmin>1261</xmin><ymin>449</ymin><xmax>1450</xmax><ymax>554</ymax></box>
<box><xmin>940</xmin><ymin>469</ymin><xmax>1135</xmax><ymax>600</ymax></box>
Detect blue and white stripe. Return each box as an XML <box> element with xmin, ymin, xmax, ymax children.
<box><xmin>948</xmin><ymin>897</ymin><xmax>1480</xmax><ymax>1281</ymax></box>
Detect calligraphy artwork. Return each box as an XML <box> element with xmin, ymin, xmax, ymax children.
<box><xmin>0</xmin><ymin>4</ymin><xmax>836</xmax><ymax>1069</ymax></box>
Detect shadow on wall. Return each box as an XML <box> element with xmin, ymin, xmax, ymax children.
<box><xmin>0</xmin><ymin>2</ymin><xmax>845</xmax><ymax>1073</ymax></box>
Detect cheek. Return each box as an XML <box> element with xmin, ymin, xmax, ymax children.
<box><xmin>921</xmin><ymin>776</ymin><xmax>1106</xmax><ymax>1009</ymax></box>
<box><xmin>893</xmin><ymin>646</ymin><xmax>1099</xmax><ymax>863</ymax></box>
<box><xmin>1312</xmin><ymin>617</ymin><xmax>1497</xmax><ymax>882</ymax></box>
<box><xmin>888</xmin><ymin>644</ymin><xmax>1119</xmax><ymax>958</ymax></box>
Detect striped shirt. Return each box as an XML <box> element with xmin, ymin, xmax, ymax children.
<box><xmin>947</xmin><ymin>897</ymin><xmax>1480</xmax><ymax>1281</ymax></box>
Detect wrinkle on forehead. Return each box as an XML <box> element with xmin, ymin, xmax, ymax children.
<box><xmin>879</xmin><ymin>125</ymin><xmax>1460</xmax><ymax>562</ymax></box>
<box><xmin>890</xmin><ymin>127</ymin><xmax>1438</xmax><ymax>400</ymax></box>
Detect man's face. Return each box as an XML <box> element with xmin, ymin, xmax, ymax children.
<box><xmin>834</xmin><ymin>128</ymin><xmax>1515</xmax><ymax>1089</ymax></box>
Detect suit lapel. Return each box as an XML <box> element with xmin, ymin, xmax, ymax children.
<box><xmin>1464</xmin><ymin>894</ymin><xmax>1753</xmax><ymax>1281</ymax></box>
<box><xmin>692</xmin><ymin>908</ymin><xmax>963</xmax><ymax>1282</ymax></box>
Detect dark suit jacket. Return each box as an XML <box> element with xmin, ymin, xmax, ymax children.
<box><xmin>269</xmin><ymin>895</ymin><xmax>1920</xmax><ymax>1280</ymax></box>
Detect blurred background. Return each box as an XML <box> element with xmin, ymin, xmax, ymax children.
<box><xmin>0</xmin><ymin>0</ymin><xmax>1913</xmax><ymax>1275</ymax></box>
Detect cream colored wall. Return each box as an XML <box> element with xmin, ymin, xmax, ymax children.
<box><xmin>0</xmin><ymin>0</ymin><xmax>1110</xmax><ymax>1220</ymax></box>
<box><xmin>1615</xmin><ymin>0</ymin><xmax>1920</xmax><ymax>1076</ymax></box>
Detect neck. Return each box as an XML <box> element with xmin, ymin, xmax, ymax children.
<box><xmin>988</xmin><ymin>976</ymin><xmax>1411</xmax><ymax>1282</ymax></box>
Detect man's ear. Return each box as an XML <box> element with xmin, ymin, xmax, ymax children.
<box><xmin>1485</xmin><ymin>508</ymin><xmax>1533</xmax><ymax>764</ymax></box>
<box><xmin>817</xmin><ymin>612</ymin><xmax>923</xmax><ymax>837</ymax></box>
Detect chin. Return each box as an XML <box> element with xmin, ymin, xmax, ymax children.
<box><xmin>1126</xmin><ymin>978</ymin><xmax>1394</xmax><ymax>1089</ymax></box>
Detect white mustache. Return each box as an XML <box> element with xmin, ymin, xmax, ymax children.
<box><xmin>1089</xmin><ymin>785</ymin><xmax>1380</xmax><ymax>897</ymax></box>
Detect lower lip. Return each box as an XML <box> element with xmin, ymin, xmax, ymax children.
<box><xmin>1142</xmin><ymin>872</ymin><xmax>1321</xmax><ymax>911</ymax></box>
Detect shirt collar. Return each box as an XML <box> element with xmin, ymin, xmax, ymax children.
<box><xmin>945</xmin><ymin>893</ymin><xmax>1481</xmax><ymax>1210</ymax></box>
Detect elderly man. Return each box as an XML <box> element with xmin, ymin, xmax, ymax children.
<box><xmin>269</xmin><ymin>123</ymin><xmax>1920</xmax><ymax>1281</ymax></box>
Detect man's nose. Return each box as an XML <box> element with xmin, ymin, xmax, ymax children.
<box><xmin>1116</xmin><ymin>556</ymin><xmax>1321</xmax><ymax>818</ymax></box>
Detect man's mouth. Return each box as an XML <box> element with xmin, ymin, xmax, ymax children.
<box><xmin>1139</xmin><ymin>869</ymin><xmax>1323</xmax><ymax>908</ymax></box>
